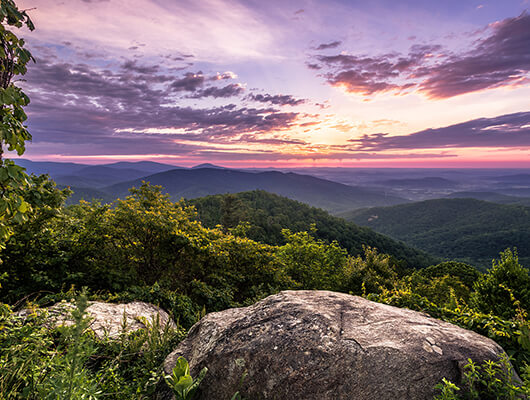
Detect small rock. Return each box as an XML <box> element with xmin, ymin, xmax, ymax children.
<box><xmin>17</xmin><ymin>301</ymin><xmax>176</xmax><ymax>339</ymax></box>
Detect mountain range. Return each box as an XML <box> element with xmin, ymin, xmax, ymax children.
<box><xmin>13</xmin><ymin>159</ymin><xmax>530</xmax><ymax>270</ymax></box>
<box><xmin>16</xmin><ymin>159</ymin><xmax>409</xmax><ymax>213</ymax></box>
<box><xmin>341</xmin><ymin>198</ymin><xmax>530</xmax><ymax>270</ymax></box>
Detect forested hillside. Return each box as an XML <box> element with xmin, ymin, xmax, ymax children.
<box><xmin>446</xmin><ymin>191</ymin><xmax>530</xmax><ymax>206</ymax></box>
<box><xmin>3</xmin><ymin>180</ymin><xmax>530</xmax><ymax>399</ymax></box>
<box><xmin>342</xmin><ymin>198</ymin><xmax>530</xmax><ymax>269</ymax></box>
<box><xmin>189</xmin><ymin>190</ymin><xmax>436</xmax><ymax>268</ymax></box>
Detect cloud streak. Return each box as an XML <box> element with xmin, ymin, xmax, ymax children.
<box><xmin>315</xmin><ymin>41</ymin><xmax>342</xmax><ymax>50</ymax></box>
<box><xmin>350</xmin><ymin>112</ymin><xmax>530</xmax><ymax>150</ymax></box>
<box><xmin>188</xmin><ymin>83</ymin><xmax>245</xmax><ymax>98</ymax></box>
<box><xmin>248</xmin><ymin>93</ymin><xmax>306</xmax><ymax>106</ymax></box>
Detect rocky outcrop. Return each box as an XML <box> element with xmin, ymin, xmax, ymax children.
<box><xmin>18</xmin><ymin>301</ymin><xmax>176</xmax><ymax>339</ymax></box>
<box><xmin>161</xmin><ymin>290</ymin><xmax>507</xmax><ymax>400</ymax></box>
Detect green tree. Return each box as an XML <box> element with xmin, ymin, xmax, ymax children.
<box><xmin>220</xmin><ymin>193</ymin><xmax>243</xmax><ymax>232</ymax></box>
<box><xmin>471</xmin><ymin>249</ymin><xmax>530</xmax><ymax>319</ymax></box>
<box><xmin>405</xmin><ymin>261</ymin><xmax>480</xmax><ymax>306</ymax></box>
<box><xmin>62</xmin><ymin>183</ymin><xmax>198</xmax><ymax>290</ymax></box>
<box><xmin>406</xmin><ymin>273</ymin><xmax>471</xmax><ymax>307</ymax></box>
<box><xmin>343</xmin><ymin>246</ymin><xmax>398</xmax><ymax>295</ymax></box>
<box><xmin>0</xmin><ymin>0</ymin><xmax>35</xmax><ymax>242</ymax></box>
<box><xmin>0</xmin><ymin>175</ymin><xmax>70</xmax><ymax>301</ymax></box>
<box><xmin>419</xmin><ymin>261</ymin><xmax>480</xmax><ymax>290</ymax></box>
<box><xmin>276</xmin><ymin>227</ymin><xmax>348</xmax><ymax>290</ymax></box>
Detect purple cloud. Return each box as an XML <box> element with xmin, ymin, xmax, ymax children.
<box><xmin>22</xmin><ymin>58</ymin><xmax>302</xmax><ymax>155</ymax></box>
<box><xmin>306</xmin><ymin>63</ymin><xmax>322</xmax><ymax>70</ymax></box>
<box><xmin>350</xmin><ymin>112</ymin><xmax>530</xmax><ymax>150</ymax></box>
<box><xmin>121</xmin><ymin>60</ymin><xmax>160</xmax><ymax>74</ymax></box>
<box><xmin>248</xmin><ymin>93</ymin><xmax>306</xmax><ymax>106</ymax></box>
<box><xmin>316</xmin><ymin>41</ymin><xmax>342</xmax><ymax>50</ymax></box>
<box><xmin>170</xmin><ymin>72</ymin><xmax>205</xmax><ymax>91</ymax></box>
<box><xmin>316</xmin><ymin>45</ymin><xmax>438</xmax><ymax>95</ymax></box>
<box><xmin>313</xmin><ymin>12</ymin><xmax>530</xmax><ymax>98</ymax></box>
<box><xmin>189</xmin><ymin>83</ymin><xmax>244</xmax><ymax>99</ymax></box>
<box><xmin>418</xmin><ymin>13</ymin><xmax>530</xmax><ymax>98</ymax></box>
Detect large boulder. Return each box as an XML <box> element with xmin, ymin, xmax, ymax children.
<box><xmin>161</xmin><ymin>290</ymin><xmax>507</xmax><ymax>400</ymax></box>
<box><xmin>18</xmin><ymin>301</ymin><xmax>176</xmax><ymax>339</ymax></box>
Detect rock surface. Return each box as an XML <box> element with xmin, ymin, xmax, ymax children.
<box><xmin>161</xmin><ymin>290</ymin><xmax>506</xmax><ymax>400</ymax></box>
<box><xmin>18</xmin><ymin>301</ymin><xmax>176</xmax><ymax>339</ymax></box>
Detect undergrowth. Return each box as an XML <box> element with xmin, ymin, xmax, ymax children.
<box><xmin>0</xmin><ymin>291</ymin><xmax>185</xmax><ymax>400</ymax></box>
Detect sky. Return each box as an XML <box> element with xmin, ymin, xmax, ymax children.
<box><xmin>10</xmin><ymin>0</ymin><xmax>530</xmax><ymax>167</ymax></box>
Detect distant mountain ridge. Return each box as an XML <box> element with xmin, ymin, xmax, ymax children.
<box><xmin>15</xmin><ymin>159</ymin><xmax>87</xmax><ymax>176</ymax></box>
<box><xmin>191</xmin><ymin>163</ymin><xmax>226</xmax><ymax>169</ymax></box>
<box><xmin>341</xmin><ymin>198</ymin><xmax>530</xmax><ymax>270</ymax></box>
<box><xmin>446</xmin><ymin>191</ymin><xmax>530</xmax><ymax>206</ymax></box>
<box><xmin>17</xmin><ymin>159</ymin><xmax>178</xmax><ymax>180</ymax></box>
<box><xmin>104</xmin><ymin>161</ymin><xmax>184</xmax><ymax>173</ymax></box>
<box><xmin>102</xmin><ymin>168</ymin><xmax>409</xmax><ymax>213</ymax></box>
<box><xmin>15</xmin><ymin>159</ymin><xmax>409</xmax><ymax>211</ymax></box>
<box><xmin>15</xmin><ymin>159</ymin><xmax>530</xmax><ymax>210</ymax></box>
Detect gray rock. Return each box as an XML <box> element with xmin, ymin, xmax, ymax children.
<box><xmin>161</xmin><ymin>290</ymin><xmax>507</xmax><ymax>400</ymax></box>
<box><xmin>18</xmin><ymin>301</ymin><xmax>176</xmax><ymax>339</ymax></box>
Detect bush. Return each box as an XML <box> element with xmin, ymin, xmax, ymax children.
<box><xmin>471</xmin><ymin>249</ymin><xmax>530</xmax><ymax>319</ymax></box>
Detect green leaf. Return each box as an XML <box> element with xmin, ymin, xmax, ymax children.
<box><xmin>174</xmin><ymin>356</ymin><xmax>191</xmax><ymax>378</ymax></box>
<box><xmin>17</xmin><ymin>200</ymin><xmax>28</xmax><ymax>213</ymax></box>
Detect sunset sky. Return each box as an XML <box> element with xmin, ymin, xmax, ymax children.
<box><xmin>13</xmin><ymin>0</ymin><xmax>530</xmax><ymax>167</ymax></box>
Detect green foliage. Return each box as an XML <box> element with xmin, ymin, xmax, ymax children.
<box><xmin>0</xmin><ymin>0</ymin><xmax>35</xmax><ymax>243</ymax></box>
<box><xmin>3</xmin><ymin>181</ymin><xmax>530</xmax><ymax>398</ymax></box>
<box><xmin>368</xmin><ymin>282</ymin><xmax>530</xmax><ymax>373</ymax></box>
<box><xmin>435</xmin><ymin>354</ymin><xmax>529</xmax><ymax>399</ymax></box>
<box><xmin>1</xmin><ymin>183</ymin><xmax>288</xmax><ymax>313</ymax></box>
<box><xmin>0</xmin><ymin>293</ymin><xmax>100</xmax><ymax>400</ymax></box>
<box><xmin>164</xmin><ymin>356</ymin><xmax>207</xmax><ymax>400</ymax></box>
<box><xmin>0</xmin><ymin>291</ymin><xmax>186</xmax><ymax>399</ymax></box>
<box><xmin>419</xmin><ymin>261</ymin><xmax>480</xmax><ymax>289</ymax></box>
<box><xmin>190</xmin><ymin>190</ymin><xmax>436</xmax><ymax>268</ymax></box>
<box><xmin>95</xmin><ymin>183</ymin><xmax>197</xmax><ymax>286</ymax></box>
<box><xmin>94</xmin><ymin>311</ymin><xmax>185</xmax><ymax>398</ymax></box>
<box><xmin>471</xmin><ymin>249</ymin><xmax>530</xmax><ymax>319</ymax></box>
<box><xmin>104</xmin><ymin>283</ymin><xmax>201</xmax><ymax>330</ymax></box>
<box><xmin>0</xmin><ymin>175</ymin><xmax>71</xmax><ymax>296</ymax></box>
<box><xmin>343</xmin><ymin>246</ymin><xmax>398</xmax><ymax>295</ymax></box>
<box><xmin>276</xmin><ymin>228</ymin><xmax>347</xmax><ymax>290</ymax></box>
<box><xmin>0</xmin><ymin>304</ymin><xmax>55</xmax><ymax>399</ymax></box>
<box><xmin>37</xmin><ymin>293</ymin><xmax>101</xmax><ymax>400</ymax></box>
<box><xmin>408</xmin><ymin>274</ymin><xmax>470</xmax><ymax>307</ymax></box>
<box><xmin>434</xmin><ymin>378</ymin><xmax>461</xmax><ymax>400</ymax></box>
<box><xmin>344</xmin><ymin>198</ymin><xmax>530</xmax><ymax>269</ymax></box>
<box><xmin>404</xmin><ymin>262</ymin><xmax>479</xmax><ymax>306</ymax></box>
